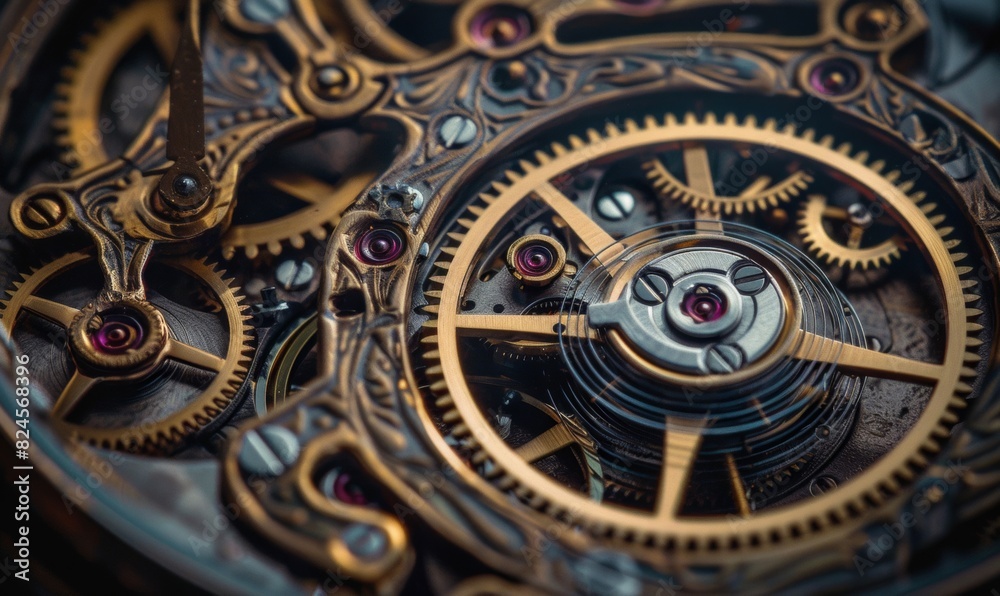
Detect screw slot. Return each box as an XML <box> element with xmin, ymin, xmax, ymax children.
<box><xmin>21</xmin><ymin>195</ymin><xmax>66</xmax><ymax>231</ymax></box>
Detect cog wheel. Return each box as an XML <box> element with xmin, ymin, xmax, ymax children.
<box><xmin>53</xmin><ymin>0</ymin><xmax>180</xmax><ymax>171</ymax></box>
<box><xmin>798</xmin><ymin>194</ymin><xmax>907</xmax><ymax>270</ymax></box>
<box><xmin>1</xmin><ymin>252</ymin><xmax>253</xmax><ymax>454</ymax></box>
<box><xmin>644</xmin><ymin>114</ymin><xmax>814</xmax><ymax>215</ymax></box>
<box><xmin>418</xmin><ymin>111</ymin><xmax>982</xmax><ymax>554</ymax></box>
<box><xmin>53</xmin><ymin>0</ymin><xmax>379</xmax><ymax>260</ymax></box>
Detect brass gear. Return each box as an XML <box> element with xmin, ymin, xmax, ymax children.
<box><xmin>798</xmin><ymin>193</ymin><xmax>907</xmax><ymax>270</ymax></box>
<box><xmin>420</xmin><ymin>111</ymin><xmax>982</xmax><ymax>555</ymax></box>
<box><xmin>643</xmin><ymin>114</ymin><xmax>814</xmax><ymax>216</ymax></box>
<box><xmin>1</xmin><ymin>251</ymin><xmax>253</xmax><ymax>454</ymax></box>
<box><xmin>53</xmin><ymin>0</ymin><xmax>370</xmax><ymax>260</ymax></box>
<box><xmin>53</xmin><ymin>0</ymin><xmax>180</xmax><ymax>171</ymax></box>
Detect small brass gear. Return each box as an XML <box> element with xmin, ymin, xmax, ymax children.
<box><xmin>1</xmin><ymin>251</ymin><xmax>253</xmax><ymax>454</ymax></box>
<box><xmin>798</xmin><ymin>194</ymin><xmax>906</xmax><ymax>270</ymax></box>
<box><xmin>643</xmin><ymin>114</ymin><xmax>814</xmax><ymax>215</ymax></box>
<box><xmin>53</xmin><ymin>0</ymin><xmax>371</xmax><ymax>260</ymax></box>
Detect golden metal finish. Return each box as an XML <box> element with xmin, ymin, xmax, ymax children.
<box><xmin>422</xmin><ymin>111</ymin><xmax>981</xmax><ymax>554</ymax></box>
<box><xmin>505</xmin><ymin>234</ymin><xmax>567</xmax><ymax>286</ymax></box>
<box><xmin>645</xmin><ymin>145</ymin><xmax>814</xmax><ymax>216</ymax></box>
<box><xmin>798</xmin><ymin>194</ymin><xmax>906</xmax><ymax>270</ymax></box>
<box><xmin>1</xmin><ymin>252</ymin><xmax>253</xmax><ymax>453</ymax></box>
<box><xmin>53</xmin><ymin>0</ymin><xmax>371</xmax><ymax>259</ymax></box>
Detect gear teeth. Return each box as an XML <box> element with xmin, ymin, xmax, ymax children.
<box><xmin>410</xmin><ymin>108</ymin><xmax>992</xmax><ymax>556</ymax></box>
<box><xmin>648</xmin><ymin>164</ymin><xmax>811</xmax><ymax>213</ymax></box>
<box><xmin>798</xmin><ymin>194</ymin><xmax>906</xmax><ymax>271</ymax></box>
<box><xmin>2</xmin><ymin>253</ymin><xmax>252</xmax><ymax>455</ymax></box>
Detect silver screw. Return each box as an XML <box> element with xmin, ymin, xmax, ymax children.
<box><xmin>275</xmin><ymin>259</ymin><xmax>316</xmax><ymax>291</ymax></box>
<box><xmin>315</xmin><ymin>66</ymin><xmax>347</xmax><ymax>89</ymax></box>
<box><xmin>594</xmin><ymin>188</ymin><xmax>637</xmax><ymax>221</ymax></box>
<box><xmin>705</xmin><ymin>343</ymin><xmax>743</xmax><ymax>373</ymax></box>
<box><xmin>847</xmin><ymin>203</ymin><xmax>873</xmax><ymax>227</ymax></box>
<box><xmin>731</xmin><ymin>264</ymin><xmax>767</xmax><ymax>295</ymax></box>
<box><xmin>238</xmin><ymin>425</ymin><xmax>300</xmax><ymax>476</ymax></box>
<box><xmin>241</xmin><ymin>0</ymin><xmax>290</xmax><ymax>23</ymax></box>
<box><xmin>632</xmin><ymin>271</ymin><xmax>670</xmax><ymax>305</ymax></box>
<box><xmin>439</xmin><ymin>115</ymin><xmax>477</xmax><ymax>149</ymax></box>
<box><xmin>342</xmin><ymin>523</ymin><xmax>389</xmax><ymax>560</ymax></box>
<box><xmin>809</xmin><ymin>476</ymin><xmax>838</xmax><ymax>496</ymax></box>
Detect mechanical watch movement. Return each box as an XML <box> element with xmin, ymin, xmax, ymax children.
<box><xmin>1</xmin><ymin>0</ymin><xmax>999</xmax><ymax>593</ymax></box>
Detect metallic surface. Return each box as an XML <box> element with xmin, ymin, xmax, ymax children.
<box><xmin>0</xmin><ymin>0</ymin><xmax>997</xmax><ymax>593</ymax></box>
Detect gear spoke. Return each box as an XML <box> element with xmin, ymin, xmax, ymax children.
<box><xmin>793</xmin><ymin>330</ymin><xmax>943</xmax><ymax>384</ymax></box>
<box><xmin>51</xmin><ymin>369</ymin><xmax>99</xmax><ymax>418</ymax></box>
<box><xmin>454</xmin><ymin>313</ymin><xmax>594</xmax><ymax>340</ymax></box>
<box><xmin>22</xmin><ymin>296</ymin><xmax>81</xmax><ymax>329</ymax></box>
<box><xmin>165</xmin><ymin>339</ymin><xmax>226</xmax><ymax>372</ymax></box>
<box><xmin>726</xmin><ymin>453</ymin><xmax>751</xmax><ymax>517</ymax></box>
<box><xmin>683</xmin><ymin>144</ymin><xmax>724</xmax><ymax>233</ymax></box>
<box><xmin>265</xmin><ymin>173</ymin><xmax>334</xmax><ymax>205</ymax></box>
<box><xmin>654</xmin><ymin>419</ymin><xmax>704</xmax><ymax>520</ymax></box>
<box><xmin>740</xmin><ymin>176</ymin><xmax>773</xmax><ymax>197</ymax></box>
<box><xmin>515</xmin><ymin>424</ymin><xmax>577</xmax><ymax>463</ymax></box>
<box><xmin>533</xmin><ymin>182</ymin><xmax>621</xmax><ymax>258</ymax></box>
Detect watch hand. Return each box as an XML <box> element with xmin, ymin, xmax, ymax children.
<box><xmin>159</xmin><ymin>0</ymin><xmax>212</xmax><ymax>215</ymax></box>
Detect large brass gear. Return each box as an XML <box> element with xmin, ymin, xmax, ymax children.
<box><xmin>420</xmin><ymin>111</ymin><xmax>982</xmax><ymax>555</ymax></box>
<box><xmin>798</xmin><ymin>193</ymin><xmax>907</xmax><ymax>270</ymax></box>
<box><xmin>53</xmin><ymin>0</ymin><xmax>370</xmax><ymax>260</ymax></box>
<box><xmin>1</xmin><ymin>251</ymin><xmax>253</xmax><ymax>454</ymax></box>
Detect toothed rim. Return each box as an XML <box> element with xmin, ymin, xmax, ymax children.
<box><xmin>798</xmin><ymin>194</ymin><xmax>907</xmax><ymax>270</ymax></box>
<box><xmin>644</xmin><ymin>116</ymin><xmax>815</xmax><ymax>215</ymax></box>
<box><xmin>0</xmin><ymin>252</ymin><xmax>254</xmax><ymax>455</ymax></box>
<box><xmin>417</xmin><ymin>111</ymin><xmax>984</xmax><ymax>555</ymax></box>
